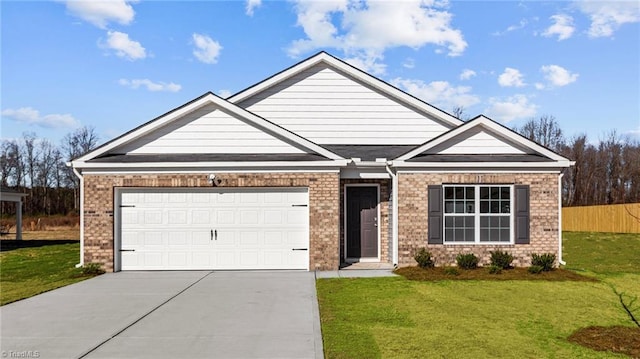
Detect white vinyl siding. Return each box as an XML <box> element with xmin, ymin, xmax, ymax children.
<box><xmin>117</xmin><ymin>104</ymin><xmax>305</xmax><ymax>154</ymax></box>
<box><xmin>433</xmin><ymin>128</ymin><xmax>527</xmax><ymax>155</ymax></box>
<box><xmin>239</xmin><ymin>65</ymin><xmax>451</xmax><ymax>145</ymax></box>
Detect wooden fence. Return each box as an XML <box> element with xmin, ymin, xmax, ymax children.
<box><xmin>562</xmin><ymin>203</ymin><xmax>640</xmax><ymax>233</ymax></box>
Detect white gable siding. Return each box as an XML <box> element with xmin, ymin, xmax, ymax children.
<box><xmin>238</xmin><ymin>65</ymin><xmax>451</xmax><ymax>145</ymax></box>
<box><xmin>433</xmin><ymin>128</ymin><xmax>527</xmax><ymax>155</ymax></box>
<box><xmin>115</xmin><ymin>104</ymin><xmax>305</xmax><ymax>154</ymax></box>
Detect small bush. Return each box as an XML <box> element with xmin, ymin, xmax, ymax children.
<box><xmin>456</xmin><ymin>253</ymin><xmax>479</xmax><ymax>270</ymax></box>
<box><xmin>414</xmin><ymin>248</ymin><xmax>435</xmax><ymax>268</ymax></box>
<box><xmin>531</xmin><ymin>253</ymin><xmax>556</xmax><ymax>271</ymax></box>
<box><xmin>528</xmin><ymin>265</ymin><xmax>544</xmax><ymax>274</ymax></box>
<box><xmin>82</xmin><ymin>262</ymin><xmax>105</xmax><ymax>276</ymax></box>
<box><xmin>444</xmin><ymin>267</ymin><xmax>460</xmax><ymax>276</ymax></box>
<box><xmin>490</xmin><ymin>251</ymin><xmax>514</xmax><ymax>269</ymax></box>
<box><xmin>488</xmin><ymin>265</ymin><xmax>503</xmax><ymax>274</ymax></box>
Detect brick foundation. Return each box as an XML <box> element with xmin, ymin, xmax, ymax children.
<box><xmin>83</xmin><ymin>172</ymin><xmax>340</xmax><ymax>272</ymax></box>
<box><xmin>397</xmin><ymin>173</ymin><xmax>560</xmax><ymax>267</ymax></box>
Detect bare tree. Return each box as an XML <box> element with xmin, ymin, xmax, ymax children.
<box><xmin>515</xmin><ymin>115</ymin><xmax>565</xmax><ymax>151</ymax></box>
<box><xmin>452</xmin><ymin>106</ymin><xmax>468</xmax><ymax>121</ymax></box>
<box><xmin>61</xmin><ymin>126</ymin><xmax>100</xmax><ymax>210</ymax></box>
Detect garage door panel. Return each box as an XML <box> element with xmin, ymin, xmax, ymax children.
<box><xmin>119</xmin><ymin>187</ymin><xmax>309</xmax><ymax>270</ymax></box>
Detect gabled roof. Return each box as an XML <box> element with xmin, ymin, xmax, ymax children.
<box><xmin>394</xmin><ymin>115</ymin><xmax>572</xmax><ymax>167</ymax></box>
<box><xmin>73</xmin><ymin>92</ymin><xmax>345</xmax><ymax>166</ymax></box>
<box><xmin>228</xmin><ymin>51</ymin><xmax>463</xmax><ymax>128</ymax></box>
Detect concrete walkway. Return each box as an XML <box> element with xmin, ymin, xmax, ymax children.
<box><xmin>1</xmin><ymin>271</ymin><xmax>323</xmax><ymax>359</ymax></box>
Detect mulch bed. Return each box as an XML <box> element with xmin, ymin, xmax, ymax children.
<box><xmin>568</xmin><ymin>326</ymin><xmax>640</xmax><ymax>358</ymax></box>
<box><xmin>395</xmin><ymin>266</ymin><xmax>599</xmax><ymax>282</ymax></box>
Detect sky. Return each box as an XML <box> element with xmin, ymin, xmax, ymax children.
<box><xmin>1</xmin><ymin>0</ymin><xmax>639</xmax><ymax>148</ymax></box>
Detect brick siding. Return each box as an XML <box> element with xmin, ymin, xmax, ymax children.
<box><xmin>397</xmin><ymin>173</ymin><xmax>560</xmax><ymax>267</ymax></box>
<box><xmin>83</xmin><ymin>172</ymin><xmax>340</xmax><ymax>272</ymax></box>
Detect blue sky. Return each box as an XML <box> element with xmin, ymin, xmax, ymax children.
<box><xmin>2</xmin><ymin>0</ymin><xmax>639</xmax><ymax>147</ymax></box>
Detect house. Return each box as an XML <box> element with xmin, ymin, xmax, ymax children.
<box><xmin>70</xmin><ymin>52</ymin><xmax>573</xmax><ymax>272</ymax></box>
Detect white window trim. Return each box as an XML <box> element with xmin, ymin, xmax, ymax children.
<box><xmin>443</xmin><ymin>184</ymin><xmax>514</xmax><ymax>245</ymax></box>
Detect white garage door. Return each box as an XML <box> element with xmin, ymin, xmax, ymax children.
<box><xmin>117</xmin><ymin>187</ymin><xmax>309</xmax><ymax>270</ymax></box>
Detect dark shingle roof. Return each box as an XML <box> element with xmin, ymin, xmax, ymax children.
<box><xmin>406</xmin><ymin>154</ymin><xmax>554</xmax><ymax>162</ymax></box>
<box><xmin>322</xmin><ymin>145</ymin><xmax>417</xmax><ymax>161</ymax></box>
<box><xmin>90</xmin><ymin>153</ymin><xmax>328</xmax><ymax>163</ymax></box>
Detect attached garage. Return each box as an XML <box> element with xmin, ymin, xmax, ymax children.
<box><xmin>115</xmin><ymin>187</ymin><xmax>309</xmax><ymax>271</ymax></box>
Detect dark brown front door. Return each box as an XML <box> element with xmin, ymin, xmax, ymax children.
<box><xmin>346</xmin><ymin>186</ymin><xmax>378</xmax><ymax>258</ymax></box>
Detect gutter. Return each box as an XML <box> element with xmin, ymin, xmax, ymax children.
<box><xmin>69</xmin><ymin>163</ymin><xmax>85</xmax><ymax>268</ymax></box>
<box><xmin>385</xmin><ymin>163</ymin><xmax>399</xmax><ymax>267</ymax></box>
<box><xmin>558</xmin><ymin>173</ymin><xmax>566</xmax><ymax>266</ymax></box>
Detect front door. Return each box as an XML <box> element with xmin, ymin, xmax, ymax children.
<box><xmin>346</xmin><ymin>186</ymin><xmax>378</xmax><ymax>259</ymax></box>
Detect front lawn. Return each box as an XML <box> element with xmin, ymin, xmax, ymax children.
<box><xmin>0</xmin><ymin>241</ymin><xmax>94</xmax><ymax>305</ymax></box>
<box><xmin>317</xmin><ymin>232</ymin><xmax>640</xmax><ymax>358</ymax></box>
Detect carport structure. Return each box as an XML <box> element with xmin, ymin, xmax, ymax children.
<box><xmin>0</xmin><ymin>187</ymin><xmax>27</xmax><ymax>240</ymax></box>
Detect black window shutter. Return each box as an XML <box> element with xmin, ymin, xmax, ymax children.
<box><xmin>428</xmin><ymin>185</ymin><xmax>443</xmax><ymax>244</ymax></box>
<box><xmin>514</xmin><ymin>185</ymin><xmax>530</xmax><ymax>244</ymax></box>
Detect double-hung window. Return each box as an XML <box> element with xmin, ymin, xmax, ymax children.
<box><xmin>443</xmin><ymin>185</ymin><xmax>513</xmax><ymax>244</ymax></box>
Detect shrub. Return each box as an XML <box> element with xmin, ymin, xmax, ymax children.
<box><xmin>414</xmin><ymin>248</ymin><xmax>435</xmax><ymax>268</ymax></box>
<box><xmin>82</xmin><ymin>262</ymin><xmax>105</xmax><ymax>276</ymax></box>
<box><xmin>456</xmin><ymin>253</ymin><xmax>479</xmax><ymax>270</ymax></box>
<box><xmin>528</xmin><ymin>265</ymin><xmax>544</xmax><ymax>274</ymax></box>
<box><xmin>488</xmin><ymin>265</ymin><xmax>503</xmax><ymax>274</ymax></box>
<box><xmin>490</xmin><ymin>251</ymin><xmax>514</xmax><ymax>269</ymax></box>
<box><xmin>531</xmin><ymin>253</ymin><xmax>556</xmax><ymax>272</ymax></box>
<box><xmin>444</xmin><ymin>266</ymin><xmax>460</xmax><ymax>276</ymax></box>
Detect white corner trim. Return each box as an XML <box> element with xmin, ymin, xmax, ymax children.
<box><xmin>72</xmin><ymin>159</ymin><xmax>349</xmax><ymax>170</ymax></box>
<box><xmin>391</xmin><ymin>160</ymin><xmax>572</xmax><ymax>168</ymax></box>
<box><xmin>558</xmin><ymin>173</ymin><xmax>566</xmax><ymax>266</ymax></box>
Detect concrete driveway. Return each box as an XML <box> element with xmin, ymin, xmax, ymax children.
<box><xmin>0</xmin><ymin>271</ymin><xmax>323</xmax><ymax>359</ymax></box>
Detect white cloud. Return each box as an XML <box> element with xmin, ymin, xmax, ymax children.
<box><xmin>1</xmin><ymin>107</ymin><xmax>79</xmax><ymax>129</ymax></box>
<box><xmin>540</xmin><ymin>65</ymin><xmax>579</xmax><ymax>87</ymax></box>
<box><xmin>390</xmin><ymin>78</ymin><xmax>480</xmax><ymax>111</ymax></box>
<box><xmin>218</xmin><ymin>89</ymin><xmax>233</xmax><ymax>98</ymax></box>
<box><xmin>118</xmin><ymin>79</ymin><xmax>181</xmax><ymax>92</ymax></box>
<box><xmin>192</xmin><ymin>33</ymin><xmax>222</xmax><ymax>64</ymax></box>
<box><xmin>102</xmin><ymin>31</ymin><xmax>146</xmax><ymax>60</ymax></box>
<box><xmin>246</xmin><ymin>0</ymin><xmax>261</xmax><ymax>16</ymax></box>
<box><xmin>492</xmin><ymin>18</ymin><xmax>528</xmax><ymax>36</ymax></box>
<box><xmin>485</xmin><ymin>95</ymin><xmax>537</xmax><ymax>123</ymax></box>
<box><xmin>288</xmin><ymin>0</ymin><xmax>467</xmax><ymax>75</ymax></box>
<box><xmin>403</xmin><ymin>58</ymin><xmax>415</xmax><ymax>69</ymax></box>
<box><xmin>459</xmin><ymin>69</ymin><xmax>476</xmax><ymax>80</ymax></box>
<box><xmin>65</xmin><ymin>0</ymin><xmax>136</xmax><ymax>29</ymax></box>
<box><xmin>344</xmin><ymin>53</ymin><xmax>387</xmax><ymax>75</ymax></box>
<box><xmin>498</xmin><ymin>67</ymin><xmax>526</xmax><ymax>87</ymax></box>
<box><xmin>542</xmin><ymin>14</ymin><xmax>575</xmax><ymax>40</ymax></box>
<box><xmin>626</xmin><ymin>125</ymin><xmax>640</xmax><ymax>138</ymax></box>
<box><xmin>534</xmin><ymin>82</ymin><xmax>545</xmax><ymax>90</ymax></box>
<box><xmin>577</xmin><ymin>1</ymin><xmax>640</xmax><ymax>38</ymax></box>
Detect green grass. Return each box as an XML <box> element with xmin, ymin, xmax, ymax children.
<box><xmin>563</xmin><ymin>232</ymin><xmax>640</xmax><ymax>275</ymax></box>
<box><xmin>0</xmin><ymin>241</ymin><xmax>94</xmax><ymax>305</ymax></box>
<box><xmin>317</xmin><ymin>232</ymin><xmax>640</xmax><ymax>359</ymax></box>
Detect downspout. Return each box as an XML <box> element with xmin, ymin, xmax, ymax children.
<box><xmin>558</xmin><ymin>173</ymin><xmax>566</xmax><ymax>266</ymax></box>
<box><xmin>385</xmin><ymin>164</ymin><xmax>399</xmax><ymax>267</ymax></box>
<box><xmin>71</xmin><ymin>165</ymin><xmax>85</xmax><ymax>268</ymax></box>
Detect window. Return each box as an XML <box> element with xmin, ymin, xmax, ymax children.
<box><xmin>443</xmin><ymin>185</ymin><xmax>512</xmax><ymax>244</ymax></box>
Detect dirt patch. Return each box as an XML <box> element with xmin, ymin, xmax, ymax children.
<box><xmin>568</xmin><ymin>326</ymin><xmax>640</xmax><ymax>358</ymax></box>
<box><xmin>395</xmin><ymin>266</ymin><xmax>598</xmax><ymax>282</ymax></box>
